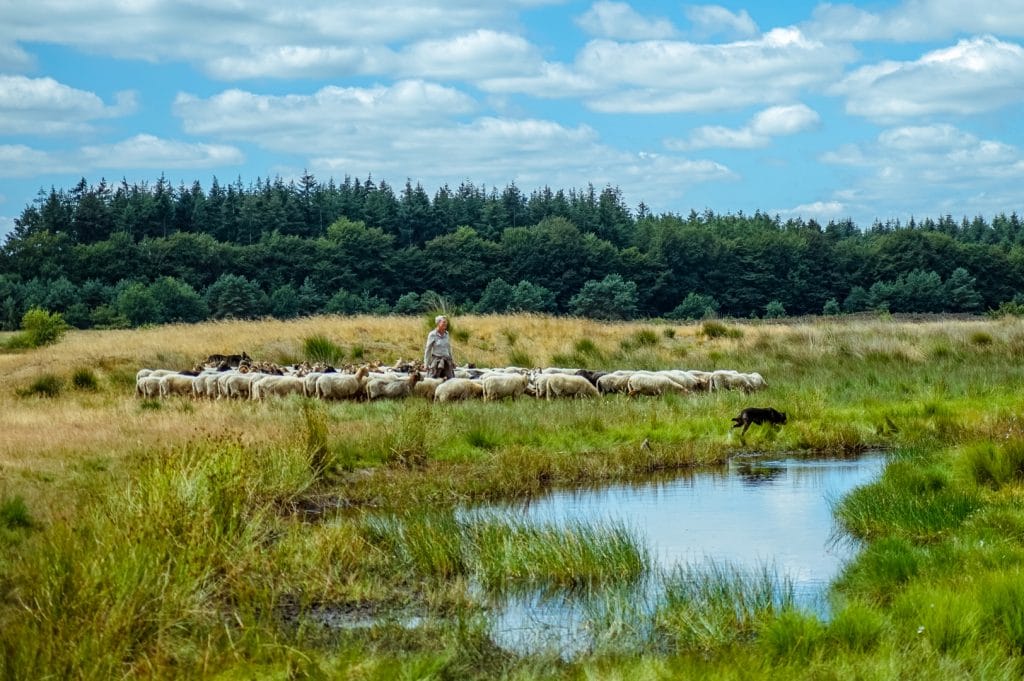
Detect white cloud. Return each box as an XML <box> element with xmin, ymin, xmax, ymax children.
<box><xmin>804</xmin><ymin>0</ymin><xmax>1024</xmax><ymax>42</ymax></box>
<box><xmin>207</xmin><ymin>46</ymin><xmax>393</xmax><ymax>80</ymax></box>
<box><xmin>831</xmin><ymin>36</ymin><xmax>1024</xmax><ymax>121</ymax></box>
<box><xmin>684</xmin><ymin>5</ymin><xmax>758</xmax><ymax>38</ymax></box>
<box><xmin>398</xmin><ymin>30</ymin><xmax>542</xmax><ymax>79</ymax></box>
<box><xmin>0</xmin><ymin>75</ymin><xmax>136</xmax><ymax>135</ymax></box>
<box><xmin>774</xmin><ymin>200</ymin><xmax>847</xmax><ymax>222</ymax></box>
<box><xmin>174</xmin><ymin>81</ymin><xmax>478</xmax><ymax>142</ymax></box>
<box><xmin>0</xmin><ymin>42</ymin><xmax>34</xmax><ymax>71</ymax></box>
<box><xmin>577</xmin><ymin>28</ymin><xmax>855</xmax><ymax>113</ymax></box>
<box><xmin>483</xmin><ymin>27</ymin><xmax>855</xmax><ymax>111</ymax></box>
<box><xmin>576</xmin><ymin>1</ymin><xmax>677</xmax><ymax>40</ymax></box>
<box><xmin>174</xmin><ymin>84</ymin><xmax>734</xmax><ymax>213</ymax></box>
<box><xmin>820</xmin><ymin>124</ymin><xmax>1024</xmax><ymax>221</ymax></box>
<box><xmin>0</xmin><ymin>1</ymin><xmax>538</xmax><ymax>79</ymax></box>
<box><xmin>80</xmin><ymin>134</ymin><xmax>244</xmax><ymax>169</ymax></box>
<box><xmin>0</xmin><ymin>144</ymin><xmax>65</xmax><ymax>177</ymax></box>
<box><xmin>667</xmin><ymin>104</ymin><xmax>820</xmax><ymax>150</ymax></box>
<box><xmin>0</xmin><ymin>136</ymin><xmax>244</xmax><ymax>178</ymax></box>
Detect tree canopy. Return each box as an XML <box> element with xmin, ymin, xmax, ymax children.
<box><xmin>0</xmin><ymin>173</ymin><xmax>1021</xmax><ymax>329</ymax></box>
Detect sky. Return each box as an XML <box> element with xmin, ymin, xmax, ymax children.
<box><xmin>1</xmin><ymin>0</ymin><xmax>1023</xmax><ymax>243</ymax></box>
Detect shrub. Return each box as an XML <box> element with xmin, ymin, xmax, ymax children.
<box><xmin>669</xmin><ymin>292</ymin><xmax>719</xmax><ymax>320</ymax></box>
<box><xmin>17</xmin><ymin>374</ymin><xmax>64</xmax><ymax>398</ymax></box>
<box><xmin>569</xmin><ymin>275</ymin><xmax>638</xmax><ymax>320</ymax></box>
<box><xmin>989</xmin><ymin>301</ymin><xmax>1024</xmax><ymax>318</ymax></box>
<box><xmin>764</xmin><ymin>300</ymin><xmax>787</xmax><ymax>319</ymax></box>
<box><xmin>71</xmin><ymin>367</ymin><xmax>99</xmax><ymax>391</ymax></box>
<box><xmin>393</xmin><ymin>292</ymin><xmax>424</xmax><ymax>315</ymax></box>
<box><xmin>822</xmin><ymin>298</ymin><xmax>841</xmax><ymax>316</ymax></box>
<box><xmin>18</xmin><ymin>308</ymin><xmax>69</xmax><ymax>347</ymax></box>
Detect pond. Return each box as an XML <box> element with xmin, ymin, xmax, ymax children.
<box><xmin>480</xmin><ymin>452</ymin><xmax>888</xmax><ymax>656</ymax></box>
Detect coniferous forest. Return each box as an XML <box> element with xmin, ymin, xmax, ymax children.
<box><xmin>2</xmin><ymin>172</ymin><xmax>1023</xmax><ymax>330</ymax></box>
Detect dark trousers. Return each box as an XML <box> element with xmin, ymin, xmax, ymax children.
<box><xmin>429</xmin><ymin>357</ymin><xmax>454</xmax><ymax>380</ymax></box>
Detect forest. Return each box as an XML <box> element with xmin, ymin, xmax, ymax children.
<box><xmin>1</xmin><ymin>172</ymin><xmax>1023</xmax><ymax>330</ymax></box>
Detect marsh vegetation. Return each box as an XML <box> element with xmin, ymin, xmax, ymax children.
<box><xmin>3</xmin><ymin>314</ymin><xmax>1024</xmax><ymax>678</ymax></box>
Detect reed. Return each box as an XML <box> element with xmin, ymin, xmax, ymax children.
<box><xmin>466</xmin><ymin>516</ymin><xmax>649</xmax><ymax>593</ymax></box>
<box><xmin>653</xmin><ymin>562</ymin><xmax>794</xmax><ymax>653</ymax></box>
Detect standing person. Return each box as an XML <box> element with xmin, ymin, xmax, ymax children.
<box><xmin>424</xmin><ymin>315</ymin><xmax>455</xmax><ymax>380</ymax></box>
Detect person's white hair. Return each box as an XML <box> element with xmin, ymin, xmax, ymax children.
<box><xmin>435</xmin><ymin>315</ymin><xmax>447</xmax><ymax>325</ymax></box>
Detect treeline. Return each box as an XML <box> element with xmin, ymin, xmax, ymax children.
<box><xmin>1</xmin><ymin>173</ymin><xmax>1024</xmax><ymax>330</ymax></box>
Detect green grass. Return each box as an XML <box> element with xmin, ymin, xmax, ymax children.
<box><xmin>11</xmin><ymin>317</ymin><xmax>1024</xmax><ymax>678</ymax></box>
<box><xmin>15</xmin><ymin>373</ymin><xmax>64</xmax><ymax>398</ymax></box>
<box><xmin>302</xmin><ymin>333</ymin><xmax>346</xmax><ymax>365</ymax></box>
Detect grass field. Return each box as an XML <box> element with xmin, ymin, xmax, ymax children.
<box><xmin>3</xmin><ymin>313</ymin><xmax>1024</xmax><ymax>679</ymax></box>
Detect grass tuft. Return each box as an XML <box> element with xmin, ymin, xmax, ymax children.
<box><xmin>0</xmin><ymin>495</ymin><xmax>34</xmax><ymax>530</ymax></box>
<box><xmin>700</xmin><ymin>320</ymin><xmax>743</xmax><ymax>339</ymax></box>
<box><xmin>302</xmin><ymin>334</ymin><xmax>345</xmax><ymax>365</ymax></box>
<box><xmin>16</xmin><ymin>374</ymin><xmax>64</xmax><ymax>398</ymax></box>
<box><xmin>71</xmin><ymin>367</ymin><xmax>99</xmax><ymax>391</ymax></box>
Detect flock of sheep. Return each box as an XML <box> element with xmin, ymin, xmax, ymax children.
<box><xmin>135</xmin><ymin>356</ymin><xmax>766</xmax><ymax>403</ymax></box>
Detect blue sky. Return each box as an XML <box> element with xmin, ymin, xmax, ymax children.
<box><xmin>2</xmin><ymin>0</ymin><xmax>1023</xmax><ymax>243</ymax></box>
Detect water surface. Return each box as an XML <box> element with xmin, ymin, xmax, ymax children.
<box><xmin>481</xmin><ymin>452</ymin><xmax>887</xmax><ymax>655</ymax></box>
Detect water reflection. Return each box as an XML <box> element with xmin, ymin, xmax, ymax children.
<box><xmin>480</xmin><ymin>453</ymin><xmax>887</xmax><ymax>656</ymax></box>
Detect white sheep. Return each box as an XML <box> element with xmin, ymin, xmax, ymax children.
<box><xmin>413</xmin><ymin>376</ymin><xmax>444</xmax><ymax>400</ymax></box>
<box><xmin>658</xmin><ymin>370</ymin><xmax>702</xmax><ymax>392</ymax></box>
<box><xmin>252</xmin><ymin>375</ymin><xmax>304</xmax><ymax>400</ymax></box>
<box><xmin>136</xmin><ymin>375</ymin><xmax>163</xmax><ymax>398</ymax></box>
<box><xmin>317</xmin><ymin>367</ymin><xmax>370</xmax><ymax>400</ymax></box>
<box><xmin>482</xmin><ymin>373</ymin><xmax>529</xmax><ymax>401</ymax></box>
<box><xmin>627</xmin><ymin>372</ymin><xmax>688</xmax><ymax>397</ymax></box>
<box><xmin>744</xmin><ymin>372</ymin><xmax>767</xmax><ymax>392</ymax></box>
<box><xmin>434</xmin><ymin>378</ymin><xmax>484</xmax><ymax>402</ymax></box>
<box><xmin>540</xmin><ymin>373</ymin><xmax>599</xmax><ymax>399</ymax></box>
<box><xmin>710</xmin><ymin>370</ymin><xmax>750</xmax><ymax>392</ymax></box>
<box><xmin>194</xmin><ymin>371</ymin><xmax>227</xmax><ymax>399</ymax></box>
<box><xmin>367</xmin><ymin>372</ymin><xmax>421</xmax><ymax>400</ymax></box>
<box><xmin>596</xmin><ymin>370</ymin><xmax>635</xmax><ymax>394</ymax></box>
<box><xmin>159</xmin><ymin>373</ymin><xmax>196</xmax><ymax>398</ymax></box>
<box><xmin>223</xmin><ymin>371</ymin><xmax>262</xmax><ymax>400</ymax></box>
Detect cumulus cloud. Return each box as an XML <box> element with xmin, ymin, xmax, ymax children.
<box><xmin>0</xmin><ymin>1</ymin><xmax>538</xmax><ymax>79</ymax></box>
<box><xmin>0</xmin><ymin>42</ymin><xmax>34</xmax><ymax>71</ymax></box>
<box><xmin>804</xmin><ymin>0</ymin><xmax>1024</xmax><ymax>42</ymax></box>
<box><xmin>576</xmin><ymin>1</ymin><xmax>677</xmax><ymax>40</ymax></box>
<box><xmin>0</xmin><ymin>136</ymin><xmax>244</xmax><ymax>178</ymax></box>
<box><xmin>398</xmin><ymin>30</ymin><xmax>543</xmax><ymax>79</ymax></box>
<box><xmin>820</xmin><ymin>124</ymin><xmax>1024</xmax><ymax>220</ymax></box>
<box><xmin>0</xmin><ymin>75</ymin><xmax>136</xmax><ymax>135</ymax></box>
<box><xmin>684</xmin><ymin>5</ymin><xmax>758</xmax><ymax>38</ymax></box>
<box><xmin>668</xmin><ymin>104</ymin><xmax>821</xmax><ymax>150</ymax></box>
<box><xmin>174</xmin><ymin>83</ymin><xmax>734</xmax><ymax>213</ymax></box>
<box><xmin>579</xmin><ymin>29</ymin><xmax>853</xmax><ymax>113</ymax></box>
<box><xmin>174</xmin><ymin>81</ymin><xmax>478</xmax><ymax>143</ymax></box>
<box><xmin>774</xmin><ymin>200</ymin><xmax>847</xmax><ymax>222</ymax></box>
<box><xmin>831</xmin><ymin>36</ymin><xmax>1024</xmax><ymax>121</ymax></box>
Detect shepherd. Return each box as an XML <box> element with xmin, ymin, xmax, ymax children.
<box><xmin>424</xmin><ymin>315</ymin><xmax>456</xmax><ymax>380</ymax></box>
